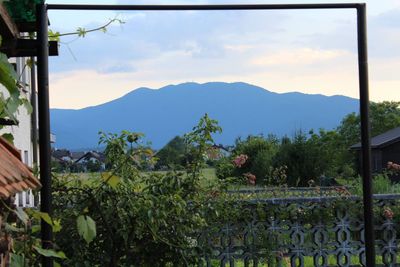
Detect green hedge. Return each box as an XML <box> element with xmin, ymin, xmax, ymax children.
<box><xmin>4</xmin><ymin>0</ymin><xmax>43</xmax><ymax>23</ymax></box>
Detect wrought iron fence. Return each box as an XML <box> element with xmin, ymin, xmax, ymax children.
<box><xmin>227</xmin><ymin>186</ymin><xmax>353</xmax><ymax>199</ymax></box>
<box><xmin>197</xmin><ymin>194</ymin><xmax>400</xmax><ymax>267</ymax></box>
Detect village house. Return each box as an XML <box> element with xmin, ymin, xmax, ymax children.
<box><xmin>351</xmin><ymin>126</ymin><xmax>400</xmax><ymax>176</ymax></box>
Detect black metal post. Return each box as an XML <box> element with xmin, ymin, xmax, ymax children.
<box><xmin>30</xmin><ymin>56</ymin><xmax>38</xmax><ymax>166</ymax></box>
<box><xmin>44</xmin><ymin>2</ymin><xmax>373</xmax><ymax>265</ymax></box>
<box><xmin>36</xmin><ymin>3</ymin><xmax>53</xmax><ymax>267</ymax></box>
<box><xmin>357</xmin><ymin>4</ymin><xmax>375</xmax><ymax>266</ymax></box>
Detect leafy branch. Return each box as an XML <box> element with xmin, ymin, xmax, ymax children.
<box><xmin>48</xmin><ymin>18</ymin><xmax>125</xmax><ymax>42</ymax></box>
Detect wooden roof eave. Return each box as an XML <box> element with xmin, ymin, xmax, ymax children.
<box><xmin>0</xmin><ymin>4</ymin><xmax>20</xmax><ymax>40</ymax></box>
<box><xmin>0</xmin><ymin>4</ymin><xmax>59</xmax><ymax>58</ymax></box>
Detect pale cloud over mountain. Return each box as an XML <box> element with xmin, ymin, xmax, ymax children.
<box><xmin>47</xmin><ymin>0</ymin><xmax>400</xmax><ymax>108</ymax></box>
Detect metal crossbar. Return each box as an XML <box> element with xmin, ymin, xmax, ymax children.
<box><xmin>46</xmin><ymin>3</ymin><xmax>362</xmax><ymax>10</ymax></box>
<box><xmin>36</xmin><ymin>3</ymin><xmax>372</xmax><ymax>266</ymax></box>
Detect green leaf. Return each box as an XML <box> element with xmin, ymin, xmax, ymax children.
<box><xmin>48</xmin><ymin>29</ymin><xmax>61</xmax><ymax>42</ymax></box>
<box><xmin>10</xmin><ymin>253</ymin><xmax>25</xmax><ymax>267</ymax></box>
<box><xmin>53</xmin><ymin>219</ymin><xmax>62</xmax><ymax>232</ymax></box>
<box><xmin>14</xmin><ymin>207</ymin><xmax>29</xmax><ymax>225</ymax></box>
<box><xmin>30</xmin><ymin>210</ymin><xmax>62</xmax><ymax>232</ymax></box>
<box><xmin>1</xmin><ymin>133</ymin><xmax>14</xmax><ymax>144</ymax></box>
<box><xmin>4</xmin><ymin>223</ymin><xmax>24</xmax><ymax>233</ymax></box>
<box><xmin>32</xmin><ymin>211</ymin><xmax>52</xmax><ymax>225</ymax></box>
<box><xmin>77</xmin><ymin>215</ymin><xmax>96</xmax><ymax>244</ymax></box>
<box><xmin>31</xmin><ymin>225</ymin><xmax>40</xmax><ymax>234</ymax></box>
<box><xmin>77</xmin><ymin>27</ymin><xmax>86</xmax><ymax>37</ymax></box>
<box><xmin>33</xmin><ymin>246</ymin><xmax>67</xmax><ymax>259</ymax></box>
<box><xmin>0</xmin><ymin>53</ymin><xmax>17</xmax><ymax>89</ymax></box>
<box><xmin>21</xmin><ymin>98</ymin><xmax>32</xmax><ymax>114</ymax></box>
<box><xmin>102</xmin><ymin>173</ymin><xmax>120</xmax><ymax>189</ymax></box>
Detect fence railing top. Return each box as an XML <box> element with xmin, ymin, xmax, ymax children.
<box><xmin>237</xmin><ymin>193</ymin><xmax>400</xmax><ymax>204</ymax></box>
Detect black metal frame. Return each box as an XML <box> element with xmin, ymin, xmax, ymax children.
<box><xmin>37</xmin><ymin>3</ymin><xmax>373</xmax><ymax>266</ymax></box>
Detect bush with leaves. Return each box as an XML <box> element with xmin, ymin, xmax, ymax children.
<box><xmin>216</xmin><ymin>135</ymin><xmax>283</xmax><ymax>185</ymax></box>
<box><xmin>0</xmin><ymin>197</ymin><xmax>66</xmax><ymax>267</ymax></box>
<box><xmin>154</xmin><ymin>136</ymin><xmax>188</xmax><ymax>170</ymax></box>
<box><xmin>52</xmin><ymin>114</ymin><xmax>227</xmax><ymax>266</ymax></box>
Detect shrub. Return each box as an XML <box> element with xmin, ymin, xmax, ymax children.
<box><xmin>232</xmin><ymin>135</ymin><xmax>280</xmax><ymax>185</ymax></box>
<box><xmin>215</xmin><ymin>157</ymin><xmax>235</xmax><ymax>180</ymax></box>
<box><xmin>52</xmin><ymin>114</ymin><xmax>227</xmax><ymax>266</ymax></box>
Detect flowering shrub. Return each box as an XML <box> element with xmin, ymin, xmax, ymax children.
<box><xmin>243</xmin><ymin>172</ymin><xmax>256</xmax><ymax>185</ymax></box>
<box><xmin>232</xmin><ymin>154</ymin><xmax>248</xmax><ymax>168</ymax></box>
<box><xmin>383</xmin><ymin>207</ymin><xmax>394</xmax><ymax>220</ymax></box>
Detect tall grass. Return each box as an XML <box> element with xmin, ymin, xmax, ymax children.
<box><xmin>345</xmin><ymin>172</ymin><xmax>400</xmax><ymax>195</ymax></box>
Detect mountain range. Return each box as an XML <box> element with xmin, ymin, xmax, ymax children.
<box><xmin>50</xmin><ymin>82</ymin><xmax>359</xmax><ymax>150</ymax></box>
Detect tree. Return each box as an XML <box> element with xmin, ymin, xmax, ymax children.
<box><xmin>231</xmin><ymin>135</ymin><xmax>280</xmax><ymax>185</ymax></box>
<box><xmin>273</xmin><ymin>131</ymin><xmax>327</xmax><ymax>186</ymax></box>
<box><xmin>308</xmin><ymin>129</ymin><xmax>355</xmax><ymax>179</ymax></box>
<box><xmin>338</xmin><ymin>101</ymin><xmax>400</xmax><ymax>146</ymax></box>
<box><xmin>155</xmin><ymin>136</ymin><xmax>187</xmax><ymax>170</ymax></box>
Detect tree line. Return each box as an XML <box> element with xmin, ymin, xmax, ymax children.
<box><xmin>155</xmin><ymin>101</ymin><xmax>400</xmax><ymax>186</ymax></box>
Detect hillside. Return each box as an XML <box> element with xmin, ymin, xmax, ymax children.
<box><xmin>50</xmin><ymin>82</ymin><xmax>359</xmax><ymax>149</ymax></box>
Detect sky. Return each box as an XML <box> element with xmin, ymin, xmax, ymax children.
<box><xmin>46</xmin><ymin>0</ymin><xmax>400</xmax><ymax>109</ymax></box>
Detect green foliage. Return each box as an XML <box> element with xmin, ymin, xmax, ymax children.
<box><xmin>4</xmin><ymin>0</ymin><xmax>43</xmax><ymax>23</ymax></box>
<box><xmin>0</xmin><ymin>52</ymin><xmax>19</xmax><ymax>125</ymax></box>
<box><xmin>99</xmin><ymin>130</ymin><xmax>148</xmax><ymax>177</ymax></box>
<box><xmin>308</xmin><ymin>129</ymin><xmax>355</xmax><ymax>179</ymax></box>
<box><xmin>215</xmin><ymin>156</ymin><xmax>235</xmax><ymax>180</ymax></box>
<box><xmin>0</xmin><ymin>198</ymin><xmax>65</xmax><ymax>267</ymax></box>
<box><xmin>232</xmin><ymin>135</ymin><xmax>280</xmax><ymax>185</ymax></box>
<box><xmin>216</xmin><ymin>129</ymin><xmax>354</xmax><ymax>187</ymax></box>
<box><xmin>85</xmin><ymin>159</ymin><xmax>103</xmax><ymax>172</ymax></box>
<box><xmin>0</xmin><ymin>41</ymin><xmax>32</xmax><ymax>135</ymax></box>
<box><xmin>76</xmin><ymin>215</ymin><xmax>96</xmax><ymax>244</ymax></box>
<box><xmin>273</xmin><ymin>132</ymin><xmax>322</xmax><ymax>186</ymax></box>
<box><xmin>338</xmin><ymin>101</ymin><xmax>400</xmax><ymax>146</ymax></box>
<box><xmin>155</xmin><ymin>136</ymin><xmax>187</xmax><ymax>170</ymax></box>
<box><xmin>52</xmin><ymin>114</ymin><xmax>227</xmax><ymax>266</ymax></box>
<box><xmin>347</xmin><ymin>172</ymin><xmax>400</xmax><ymax>195</ymax></box>
<box><xmin>184</xmin><ymin>113</ymin><xmax>222</xmax><ymax>176</ymax></box>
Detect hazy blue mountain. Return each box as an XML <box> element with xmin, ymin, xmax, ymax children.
<box><xmin>50</xmin><ymin>82</ymin><xmax>359</xmax><ymax>149</ymax></box>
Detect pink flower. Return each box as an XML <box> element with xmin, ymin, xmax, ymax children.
<box><xmin>233</xmin><ymin>154</ymin><xmax>248</xmax><ymax>168</ymax></box>
<box><xmin>383</xmin><ymin>207</ymin><xmax>394</xmax><ymax>220</ymax></box>
<box><xmin>388</xmin><ymin>161</ymin><xmax>400</xmax><ymax>171</ymax></box>
<box><xmin>244</xmin><ymin>173</ymin><xmax>256</xmax><ymax>185</ymax></box>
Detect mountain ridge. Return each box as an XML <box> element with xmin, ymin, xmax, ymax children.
<box><xmin>50</xmin><ymin>82</ymin><xmax>359</xmax><ymax>149</ymax></box>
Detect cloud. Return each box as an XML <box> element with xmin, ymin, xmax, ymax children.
<box><xmin>48</xmin><ymin>0</ymin><xmax>400</xmax><ymax>108</ymax></box>
<box><xmin>250</xmin><ymin>48</ymin><xmax>351</xmax><ymax>66</ymax></box>
<box><xmin>97</xmin><ymin>63</ymin><xmax>137</xmax><ymax>74</ymax></box>
<box><xmin>49</xmin><ymin>7</ymin><xmax>287</xmax><ymax>73</ymax></box>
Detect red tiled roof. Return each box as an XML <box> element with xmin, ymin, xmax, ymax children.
<box><xmin>0</xmin><ymin>137</ymin><xmax>41</xmax><ymax>198</ymax></box>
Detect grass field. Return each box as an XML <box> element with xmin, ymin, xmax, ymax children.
<box><xmin>63</xmin><ymin>168</ymin><xmax>219</xmax><ymax>186</ymax></box>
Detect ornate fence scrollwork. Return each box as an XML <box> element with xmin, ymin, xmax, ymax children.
<box><xmin>197</xmin><ymin>193</ymin><xmax>400</xmax><ymax>267</ymax></box>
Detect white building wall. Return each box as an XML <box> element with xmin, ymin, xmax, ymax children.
<box><xmin>0</xmin><ymin>56</ymin><xmax>38</xmax><ymax>207</ymax></box>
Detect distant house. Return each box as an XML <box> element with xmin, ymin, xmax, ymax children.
<box><xmin>351</xmin><ymin>126</ymin><xmax>400</xmax><ymax>173</ymax></box>
<box><xmin>53</xmin><ymin>149</ymin><xmax>72</xmax><ymax>162</ymax></box>
<box><xmin>71</xmin><ymin>151</ymin><xmax>85</xmax><ymax>161</ymax></box>
<box><xmin>74</xmin><ymin>151</ymin><xmax>106</xmax><ymax>172</ymax></box>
